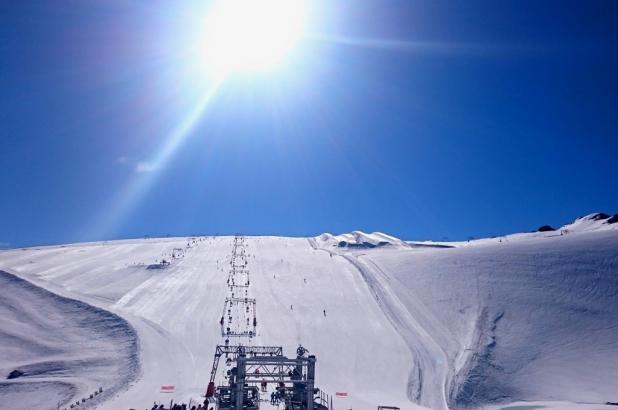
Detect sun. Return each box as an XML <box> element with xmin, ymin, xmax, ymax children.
<box><xmin>201</xmin><ymin>0</ymin><xmax>307</xmax><ymax>74</ymax></box>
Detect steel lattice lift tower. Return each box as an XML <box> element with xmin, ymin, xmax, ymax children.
<box><xmin>206</xmin><ymin>345</ymin><xmax>331</xmax><ymax>410</ymax></box>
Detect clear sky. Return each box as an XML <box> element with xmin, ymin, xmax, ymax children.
<box><xmin>1</xmin><ymin>0</ymin><xmax>617</xmax><ymax>247</ymax></box>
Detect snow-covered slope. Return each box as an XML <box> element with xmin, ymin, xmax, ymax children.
<box><xmin>0</xmin><ymin>216</ymin><xmax>617</xmax><ymax>410</ymax></box>
<box><xmin>315</xmin><ymin>231</ymin><xmax>409</xmax><ymax>249</ymax></box>
<box><xmin>342</xmin><ymin>229</ymin><xmax>618</xmax><ymax>409</ymax></box>
<box><xmin>562</xmin><ymin>212</ymin><xmax>618</xmax><ymax>232</ymax></box>
<box><xmin>411</xmin><ymin>212</ymin><xmax>618</xmax><ymax>249</ymax></box>
<box><xmin>0</xmin><ymin>270</ymin><xmax>138</xmax><ymax>409</ymax></box>
<box><xmin>0</xmin><ymin>237</ymin><xmax>414</xmax><ymax>410</ymax></box>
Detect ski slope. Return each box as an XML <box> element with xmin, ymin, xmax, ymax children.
<box><xmin>0</xmin><ymin>270</ymin><xmax>138</xmax><ymax>409</ymax></box>
<box><xmin>1</xmin><ymin>214</ymin><xmax>617</xmax><ymax>409</ymax></box>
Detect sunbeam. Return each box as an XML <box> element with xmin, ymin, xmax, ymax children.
<box><xmin>307</xmin><ymin>33</ymin><xmax>534</xmax><ymax>56</ymax></box>
<box><xmin>86</xmin><ymin>76</ymin><xmax>224</xmax><ymax>240</ymax></box>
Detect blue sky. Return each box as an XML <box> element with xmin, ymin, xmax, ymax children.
<box><xmin>1</xmin><ymin>0</ymin><xmax>617</xmax><ymax>247</ymax></box>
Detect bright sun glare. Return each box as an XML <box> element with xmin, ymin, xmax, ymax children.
<box><xmin>201</xmin><ymin>0</ymin><xmax>307</xmax><ymax>74</ymax></box>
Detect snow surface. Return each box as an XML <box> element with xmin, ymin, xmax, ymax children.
<box><xmin>316</xmin><ymin>231</ymin><xmax>410</xmax><ymax>249</ymax></box>
<box><xmin>0</xmin><ymin>270</ymin><xmax>138</xmax><ymax>409</ymax></box>
<box><xmin>0</xmin><ymin>214</ymin><xmax>617</xmax><ymax>410</ymax></box>
<box><xmin>405</xmin><ymin>212</ymin><xmax>618</xmax><ymax>249</ymax></box>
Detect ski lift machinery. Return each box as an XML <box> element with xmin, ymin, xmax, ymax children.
<box><xmin>206</xmin><ymin>345</ymin><xmax>332</xmax><ymax>410</ymax></box>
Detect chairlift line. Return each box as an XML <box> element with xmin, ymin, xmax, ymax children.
<box><xmin>209</xmin><ymin>234</ymin><xmax>333</xmax><ymax>409</ymax></box>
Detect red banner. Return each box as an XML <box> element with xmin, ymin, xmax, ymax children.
<box><xmin>161</xmin><ymin>385</ymin><xmax>175</xmax><ymax>393</ymax></box>
<box><xmin>335</xmin><ymin>392</ymin><xmax>348</xmax><ymax>397</ymax></box>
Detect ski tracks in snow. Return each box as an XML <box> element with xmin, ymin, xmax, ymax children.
<box><xmin>335</xmin><ymin>251</ymin><xmax>451</xmax><ymax>410</ymax></box>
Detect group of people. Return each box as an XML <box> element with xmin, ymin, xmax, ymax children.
<box><xmin>149</xmin><ymin>401</ymin><xmax>209</xmax><ymax>410</ymax></box>
<box><xmin>269</xmin><ymin>389</ymin><xmax>285</xmax><ymax>405</ymax></box>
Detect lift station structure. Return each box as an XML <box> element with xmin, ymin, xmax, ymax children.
<box><xmin>206</xmin><ymin>344</ymin><xmax>331</xmax><ymax>410</ymax></box>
